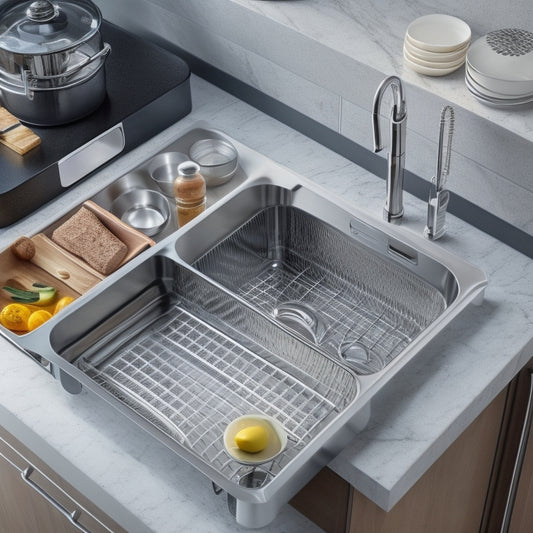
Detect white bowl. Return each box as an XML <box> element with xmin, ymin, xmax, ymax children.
<box><xmin>404</xmin><ymin>45</ymin><xmax>465</xmax><ymax>69</ymax></box>
<box><xmin>223</xmin><ymin>414</ymin><xmax>288</xmax><ymax>465</ymax></box>
<box><xmin>467</xmin><ymin>30</ymin><xmax>533</xmax><ymax>93</ymax></box>
<box><xmin>404</xmin><ymin>37</ymin><xmax>469</xmax><ymax>63</ymax></box>
<box><xmin>466</xmin><ymin>64</ymin><xmax>533</xmax><ymax>100</ymax></box>
<box><xmin>404</xmin><ymin>51</ymin><xmax>465</xmax><ymax>76</ymax></box>
<box><xmin>466</xmin><ymin>57</ymin><xmax>533</xmax><ymax>97</ymax></box>
<box><xmin>406</xmin><ymin>14</ymin><xmax>471</xmax><ymax>52</ymax></box>
<box><xmin>465</xmin><ymin>73</ymin><xmax>533</xmax><ymax>108</ymax></box>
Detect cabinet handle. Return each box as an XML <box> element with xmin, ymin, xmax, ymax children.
<box><xmin>500</xmin><ymin>370</ymin><xmax>533</xmax><ymax>533</ymax></box>
<box><xmin>21</xmin><ymin>466</ymin><xmax>91</xmax><ymax>533</ymax></box>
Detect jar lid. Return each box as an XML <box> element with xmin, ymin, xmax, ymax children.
<box><xmin>178</xmin><ymin>161</ymin><xmax>201</xmax><ymax>177</ymax></box>
<box><xmin>0</xmin><ymin>0</ymin><xmax>102</xmax><ymax>55</ymax></box>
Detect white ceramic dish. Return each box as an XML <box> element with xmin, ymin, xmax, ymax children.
<box><xmin>465</xmin><ymin>65</ymin><xmax>533</xmax><ymax>100</ymax></box>
<box><xmin>403</xmin><ymin>45</ymin><xmax>465</xmax><ymax>69</ymax></box>
<box><xmin>467</xmin><ymin>30</ymin><xmax>533</xmax><ymax>89</ymax></box>
<box><xmin>465</xmin><ymin>74</ymin><xmax>533</xmax><ymax>108</ymax></box>
<box><xmin>466</xmin><ymin>57</ymin><xmax>533</xmax><ymax>96</ymax></box>
<box><xmin>406</xmin><ymin>14</ymin><xmax>471</xmax><ymax>52</ymax></box>
<box><xmin>223</xmin><ymin>414</ymin><xmax>288</xmax><ymax>465</ymax></box>
<box><xmin>404</xmin><ymin>51</ymin><xmax>465</xmax><ymax>76</ymax></box>
<box><xmin>404</xmin><ymin>37</ymin><xmax>469</xmax><ymax>63</ymax></box>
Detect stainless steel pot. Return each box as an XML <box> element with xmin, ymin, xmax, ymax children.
<box><xmin>0</xmin><ymin>0</ymin><xmax>111</xmax><ymax>126</ymax></box>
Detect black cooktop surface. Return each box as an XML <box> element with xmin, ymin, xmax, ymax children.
<box><xmin>0</xmin><ymin>21</ymin><xmax>191</xmax><ymax>226</ymax></box>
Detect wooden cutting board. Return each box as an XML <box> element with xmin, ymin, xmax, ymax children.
<box><xmin>0</xmin><ymin>107</ymin><xmax>41</xmax><ymax>155</ymax></box>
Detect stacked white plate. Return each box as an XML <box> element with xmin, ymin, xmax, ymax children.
<box><xmin>404</xmin><ymin>14</ymin><xmax>471</xmax><ymax>76</ymax></box>
<box><xmin>465</xmin><ymin>29</ymin><xmax>533</xmax><ymax>107</ymax></box>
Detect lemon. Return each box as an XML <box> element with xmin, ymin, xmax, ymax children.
<box><xmin>0</xmin><ymin>303</ymin><xmax>31</xmax><ymax>331</ymax></box>
<box><xmin>54</xmin><ymin>296</ymin><xmax>75</xmax><ymax>315</ymax></box>
<box><xmin>27</xmin><ymin>310</ymin><xmax>52</xmax><ymax>331</ymax></box>
<box><xmin>234</xmin><ymin>425</ymin><xmax>268</xmax><ymax>453</ymax></box>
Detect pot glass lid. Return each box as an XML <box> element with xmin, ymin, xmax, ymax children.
<box><xmin>0</xmin><ymin>0</ymin><xmax>102</xmax><ymax>54</ymax></box>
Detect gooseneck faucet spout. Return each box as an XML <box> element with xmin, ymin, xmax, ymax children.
<box><xmin>372</xmin><ymin>76</ymin><xmax>407</xmax><ymax>223</ymax></box>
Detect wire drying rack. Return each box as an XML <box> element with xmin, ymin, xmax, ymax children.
<box><xmin>236</xmin><ymin>254</ymin><xmax>421</xmax><ymax>373</ymax></box>
<box><xmin>78</xmin><ymin>302</ymin><xmax>345</xmax><ymax>481</ymax></box>
<box><xmin>194</xmin><ymin>206</ymin><xmax>446</xmax><ymax>375</ymax></box>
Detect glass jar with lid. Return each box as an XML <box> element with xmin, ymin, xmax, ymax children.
<box><xmin>173</xmin><ymin>161</ymin><xmax>206</xmax><ymax>227</ymax></box>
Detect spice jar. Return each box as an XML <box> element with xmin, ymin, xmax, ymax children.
<box><xmin>174</xmin><ymin>161</ymin><xmax>206</xmax><ymax>227</ymax></box>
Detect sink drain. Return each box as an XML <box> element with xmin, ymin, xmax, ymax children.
<box><xmin>273</xmin><ymin>301</ymin><xmax>327</xmax><ymax>343</ymax></box>
<box><xmin>339</xmin><ymin>341</ymin><xmax>385</xmax><ymax>374</ymax></box>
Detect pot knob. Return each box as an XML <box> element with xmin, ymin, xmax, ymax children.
<box><xmin>26</xmin><ymin>0</ymin><xmax>58</xmax><ymax>22</ymax></box>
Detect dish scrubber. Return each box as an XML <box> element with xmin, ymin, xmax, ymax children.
<box><xmin>52</xmin><ymin>206</ymin><xmax>128</xmax><ymax>275</ymax></box>
<box><xmin>0</xmin><ymin>107</ymin><xmax>41</xmax><ymax>155</ymax></box>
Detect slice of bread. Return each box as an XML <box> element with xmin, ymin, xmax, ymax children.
<box><xmin>52</xmin><ymin>207</ymin><xmax>128</xmax><ymax>275</ymax></box>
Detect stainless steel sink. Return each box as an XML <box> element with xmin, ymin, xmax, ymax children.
<box><xmin>6</xmin><ymin>126</ymin><xmax>487</xmax><ymax>529</ymax></box>
<box><xmin>176</xmin><ymin>172</ymin><xmax>486</xmax><ymax>380</ymax></box>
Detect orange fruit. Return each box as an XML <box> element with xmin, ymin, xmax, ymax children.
<box><xmin>54</xmin><ymin>296</ymin><xmax>75</xmax><ymax>315</ymax></box>
<box><xmin>27</xmin><ymin>310</ymin><xmax>52</xmax><ymax>331</ymax></box>
<box><xmin>0</xmin><ymin>303</ymin><xmax>31</xmax><ymax>332</ymax></box>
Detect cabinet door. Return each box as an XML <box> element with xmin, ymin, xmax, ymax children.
<box><xmin>348</xmin><ymin>388</ymin><xmax>507</xmax><ymax>533</ymax></box>
<box><xmin>484</xmin><ymin>363</ymin><xmax>533</xmax><ymax>533</ymax></box>
<box><xmin>0</xmin><ymin>427</ymin><xmax>125</xmax><ymax>533</ymax></box>
<box><xmin>293</xmin><ymin>388</ymin><xmax>508</xmax><ymax>533</ymax></box>
<box><xmin>291</xmin><ymin>467</ymin><xmax>352</xmax><ymax>533</ymax></box>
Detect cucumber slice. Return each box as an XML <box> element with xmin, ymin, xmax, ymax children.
<box><xmin>3</xmin><ymin>284</ymin><xmax>57</xmax><ymax>306</ymax></box>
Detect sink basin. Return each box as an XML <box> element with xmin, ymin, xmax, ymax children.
<box><xmin>176</xmin><ymin>178</ymin><xmax>486</xmax><ymax>378</ymax></box>
<box><xmin>7</xmin><ymin>127</ymin><xmax>487</xmax><ymax>529</ymax></box>
<box><xmin>187</xmin><ymin>199</ymin><xmax>449</xmax><ymax>375</ymax></box>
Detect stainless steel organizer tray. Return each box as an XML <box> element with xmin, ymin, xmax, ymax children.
<box><xmin>3</xmin><ymin>125</ymin><xmax>488</xmax><ymax>529</ymax></box>
<box><xmin>89</xmin><ymin>127</ymin><xmax>249</xmax><ymax>243</ymax></box>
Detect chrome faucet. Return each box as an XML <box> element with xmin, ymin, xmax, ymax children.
<box><xmin>372</xmin><ymin>76</ymin><xmax>407</xmax><ymax>223</ymax></box>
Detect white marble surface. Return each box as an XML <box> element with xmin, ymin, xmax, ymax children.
<box><xmin>0</xmin><ymin>75</ymin><xmax>533</xmax><ymax>532</ymax></box>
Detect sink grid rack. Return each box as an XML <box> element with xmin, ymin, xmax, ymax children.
<box><xmin>78</xmin><ymin>303</ymin><xmax>340</xmax><ymax>481</ymax></box>
<box><xmin>237</xmin><ymin>257</ymin><xmax>420</xmax><ymax>373</ymax></box>
<box><xmin>193</xmin><ymin>205</ymin><xmax>446</xmax><ymax>375</ymax></box>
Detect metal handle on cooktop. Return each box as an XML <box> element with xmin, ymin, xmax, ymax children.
<box><xmin>500</xmin><ymin>369</ymin><xmax>533</xmax><ymax>533</ymax></box>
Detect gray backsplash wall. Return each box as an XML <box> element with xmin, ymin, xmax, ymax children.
<box><xmin>95</xmin><ymin>0</ymin><xmax>533</xmax><ymax>246</ymax></box>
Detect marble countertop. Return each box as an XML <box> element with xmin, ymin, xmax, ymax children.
<box><xmin>227</xmin><ymin>0</ymin><xmax>533</xmax><ymax>144</ymax></box>
<box><xmin>0</xmin><ymin>75</ymin><xmax>532</xmax><ymax>531</ymax></box>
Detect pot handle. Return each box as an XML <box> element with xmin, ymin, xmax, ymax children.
<box><xmin>23</xmin><ymin>43</ymin><xmax>111</xmax><ymax>87</ymax></box>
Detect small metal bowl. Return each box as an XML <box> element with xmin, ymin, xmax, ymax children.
<box><xmin>189</xmin><ymin>138</ymin><xmax>238</xmax><ymax>187</ymax></box>
<box><xmin>147</xmin><ymin>152</ymin><xmax>189</xmax><ymax>196</ymax></box>
<box><xmin>111</xmin><ymin>189</ymin><xmax>170</xmax><ymax>237</ymax></box>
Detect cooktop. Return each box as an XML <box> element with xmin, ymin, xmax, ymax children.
<box><xmin>0</xmin><ymin>21</ymin><xmax>191</xmax><ymax>227</ymax></box>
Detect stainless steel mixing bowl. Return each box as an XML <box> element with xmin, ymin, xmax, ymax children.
<box><xmin>111</xmin><ymin>188</ymin><xmax>170</xmax><ymax>236</ymax></box>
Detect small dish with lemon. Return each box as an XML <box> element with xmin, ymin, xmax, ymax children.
<box><xmin>223</xmin><ymin>414</ymin><xmax>287</xmax><ymax>465</ymax></box>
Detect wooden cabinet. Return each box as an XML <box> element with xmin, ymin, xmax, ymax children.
<box><xmin>294</xmin><ymin>359</ymin><xmax>533</xmax><ymax>533</ymax></box>
<box><xmin>347</xmin><ymin>387</ymin><xmax>507</xmax><ymax>533</ymax></box>
<box><xmin>0</xmin><ymin>426</ymin><xmax>126</xmax><ymax>533</ymax></box>
<box><xmin>293</xmin><ymin>386</ymin><xmax>510</xmax><ymax>533</ymax></box>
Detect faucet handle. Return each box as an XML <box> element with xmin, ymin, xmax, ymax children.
<box><xmin>372</xmin><ymin>76</ymin><xmax>407</xmax><ymax>223</ymax></box>
<box><xmin>372</xmin><ymin>76</ymin><xmax>406</xmax><ymax>153</ymax></box>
